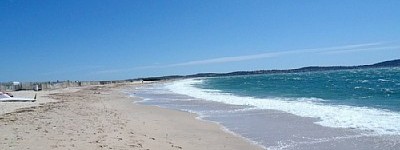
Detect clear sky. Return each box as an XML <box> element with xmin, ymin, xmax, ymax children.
<box><xmin>1</xmin><ymin>0</ymin><xmax>400</xmax><ymax>82</ymax></box>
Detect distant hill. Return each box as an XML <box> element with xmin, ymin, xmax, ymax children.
<box><xmin>132</xmin><ymin>59</ymin><xmax>400</xmax><ymax>81</ymax></box>
<box><xmin>370</xmin><ymin>59</ymin><xmax>400</xmax><ymax>67</ymax></box>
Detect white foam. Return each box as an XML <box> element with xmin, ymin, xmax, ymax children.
<box><xmin>166</xmin><ymin>78</ymin><xmax>400</xmax><ymax>135</ymax></box>
<box><xmin>378</xmin><ymin>79</ymin><xmax>391</xmax><ymax>82</ymax></box>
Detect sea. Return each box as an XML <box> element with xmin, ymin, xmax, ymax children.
<box><xmin>129</xmin><ymin>68</ymin><xmax>400</xmax><ymax>150</ymax></box>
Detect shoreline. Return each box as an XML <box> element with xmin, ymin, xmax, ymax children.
<box><xmin>0</xmin><ymin>83</ymin><xmax>263</xmax><ymax>150</ymax></box>
<box><xmin>134</xmin><ymin>80</ymin><xmax>400</xmax><ymax>150</ymax></box>
<box><xmin>131</xmin><ymin>94</ymin><xmax>267</xmax><ymax>149</ymax></box>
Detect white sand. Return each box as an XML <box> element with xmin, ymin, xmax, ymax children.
<box><xmin>0</xmin><ymin>87</ymin><xmax>81</xmax><ymax>115</ymax></box>
<box><xmin>0</xmin><ymin>83</ymin><xmax>263</xmax><ymax>150</ymax></box>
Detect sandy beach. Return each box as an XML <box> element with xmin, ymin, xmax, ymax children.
<box><xmin>0</xmin><ymin>83</ymin><xmax>262</xmax><ymax>150</ymax></box>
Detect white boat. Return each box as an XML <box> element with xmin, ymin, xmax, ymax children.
<box><xmin>0</xmin><ymin>92</ymin><xmax>36</xmax><ymax>102</ymax></box>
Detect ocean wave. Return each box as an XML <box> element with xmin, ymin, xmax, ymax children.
<box><xmin>166</xmin><ymin>79</ymin><xmax>400</xmax><ymax>135</ymax></box>
<box><xmin>378</xmin><ymin>79</ymin><xmax>391</xmax><ymax>82</ymax></box>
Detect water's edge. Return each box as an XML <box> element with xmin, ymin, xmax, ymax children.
<box><xmin>128</xmin><ymin>82</ymin><xmax>400</xmax><ymax>150</ymax></box>
<box><xmin>122</xmin><ymin>86</ymin><xmax>267</xmax><ymax>149</ymax></box>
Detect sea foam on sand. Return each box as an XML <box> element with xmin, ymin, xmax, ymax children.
<box><xmin>166</xmin><ymin>79</ymin><xmax>400</xmax><ymax>135</ymax></box>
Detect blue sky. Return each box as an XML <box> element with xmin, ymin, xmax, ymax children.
<box><xmin>1</xmin><ymin>0</ymin><xmax>400</xmax><ymax>81</ymax></box>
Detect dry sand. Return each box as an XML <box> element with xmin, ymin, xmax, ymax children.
<box><xmin>0</xmin><ymin>83</ymin><xmax>263</xmax><ymax>150</ymax></box>
<box><xmin>0</xmin><ymin>88</ymin><xmax>81</xmax><ymax>115</ymax></box>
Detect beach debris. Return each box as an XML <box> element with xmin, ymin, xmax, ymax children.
<box><xmin>0</xmin><ymin>92</ymin><xmax>36</xmax><ymax>102</ymax></box>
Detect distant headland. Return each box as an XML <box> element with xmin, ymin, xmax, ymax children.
<box><xmin>136</xmin><ymin>59</ymin><xmax>400</xmax><ymax>81</ymax></box>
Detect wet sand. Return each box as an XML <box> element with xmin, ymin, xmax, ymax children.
<box><xmin>0</xmin><ymin>83</ymin><xmax>262</xmax><ymax>150</ymax></box>
<box><xmin>209</xmin><ymin>109</ymin><xmax>400</xmax><ymax>150</ymax></box>
<box><xmin>133</xmin><ymin>82</ymin><xmax>400</xmax><ymax>150</ymax></box>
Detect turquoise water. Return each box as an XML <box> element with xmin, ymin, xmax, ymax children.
<box><xmin>132</xmin><ymin>68</ymin><xmax>400</xmax><ymax>149</ymax></box>
<box><xmin>166</xmin><ymin>68</ymin><xmax>400</xmax><ymax>135</ymax></box>
<box><xmin>198</xmin><ymin>68</ymin><xmax>400</xmax><ymax>112</ymax></box>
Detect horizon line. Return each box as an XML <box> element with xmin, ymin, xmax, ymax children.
<box><xmin>94</xmin><ymin>41</ymin><xmax>398</xmax><ymax>75</ymax></box>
